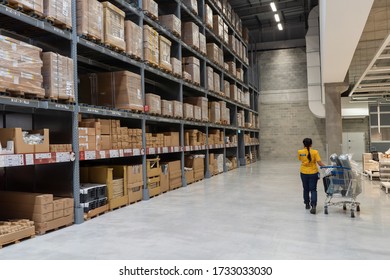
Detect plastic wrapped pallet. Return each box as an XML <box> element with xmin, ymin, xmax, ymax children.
<box><xmin>228</xmin><ymin>61</ymin><xmax>236</xmax><ymax>76</ymax></box>
<box><xmin>42</xmin><ymin>52</ymin><xmax>74</xmax><ymax>101</ymax></box>
<box><xmin>182</xmin><ymin>22</ymin><xmax>199</xmax><ymax>49</ymax></box>
<box><xmin>9</xmin><ymin>0</ymin><xmax>43</xmax><ymax>14</ymax></box>
<box><xmin>184</xmin><ymin>97</ymin><xmax>208</xmax><ymax>122</ymax></box>
<box><xmin>171</xmin><ymin>57</ymin><xmax>182</xmax><ymax>77</ymax></box>
<box><xmin>207</xmin><ymin>66</ymin><xmax>214</xmax><ymax>91</ymax></box>
<box><xmin>43</xmin><ymin>0</ymin><xmax>72</xmax><ymax>28</ymax></box>
<box><xmin>199</xmin><ymin>33</ymin><xmax>206</xmax><ymax>55</ymax></box>
<box><xmin>219</xmin><ymin>101</ymin><xmax>227</xmax><ymax>123</ymax></box>
<box><xmin>224</xmin><ymin>80</ymin><xmax>230</xmax><ymax>98</ymax></box>
<box><xmin>159</xmin><ymin>36</ymin><xmax>172</xmax><ymax>72</ymax></box>
<box><xmin>205</xmin><ymin>4</ymin><xmax>213</xmax><ymax>28</ymax></box>
<box><xmin>77</xmin><ymin>0</ymin><xmax>103</xmax><ymax>41</ymax></box>
<box><xmin>193</xmin><ymin>106</ymin><xmax>202</xmax><ymax>121</ymax></box>
<box><xmin>173</xmin><ymin>100</ymin><xmax>183</xmax><ymax>118</ymax></box>
<box><xmin>183</xmin><ymin>57</ymin><xmax>200</xmax><ymax>85</ymax></box>
<box><xmin>209</xmin><ymin>102</ymin><xmax>221</xmax><ymax>124</ymax></box>
<box><xmin>143</xmin><ymin>25</ymin><xmax>159</xmax><ymax>66</ymax></box>
<box><xmin>206</xmin><ymin>43</ymin><xmax>220</xmax><ymax>64</ymax></box>
<box><xmin>213</xmin><ymin>72</ymin><xmax>221</xmax><ymax>93</ymax></box>
<box><xmin>125</xmin><ymin>20</ymin><xmax>142</xmax><ymax>59</ymax></box>
<box><xmin>183</xmin><ymin>0</ymin><xmax>198</xmax><ymax>15</ymax></box>
<box><xmin>223</xmin><ymin>22</ymin><xmax>229</xmax><ymax>44</ymax></box>
<box><xmin>145</xmin><ymin>93</ymin><xmax>161</xmax><ymax>115</ymax></box>
<box><xmin>142</xmin><ymin>0</ymin><xmax>158</xmax><ymax>19</ymax></box>
<box><xmin>0</xmin><ymin>35</ymin><xmax>44</xmax><ymax>97</ymax></box>
<box><xmin>159</xmin><ymin>14</ymin><xmax>181</xmax><ymax>37</ymax></box>
<box><xmin>102</xmin><ymin>1</ymin><xmax>125</xmax><ymax>51</ymax></box>
<box><xmin>230</xmin><ymin>84</ymin><xmax>238</xmax><ymax>101</ymax></box>
<box><xmin>213</xmin><ymin>15</ymin><xmax>224</xmax><ymax>39</ymax></box>
<box><xmin>183</xmin><ymin>103</ymin><xmax>194</xmax><ymax>120</ymax></box>
<box><xmin>161</xmin><ymin>100</ymin><xmax>173</xmax><ymax>117</ymax></box>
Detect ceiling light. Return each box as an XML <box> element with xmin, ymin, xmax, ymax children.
<box><xmin>277</xmin><ymin>23</ymin><xmax>283</xmax><ymax>30</ymax></box>
<box><xmin>270</xmin><ymin>2</ymin><xmax>277</xmax><ymax>12</ymax></box>
<box><xmin>274</xmin><ymin>14</ymin><xmax>280</xmax><ymax>22</ymax></box>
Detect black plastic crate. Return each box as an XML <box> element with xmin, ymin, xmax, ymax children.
<box><xmin>81</xmin><ymin>200</ymin><xmax>98</xmax><ymax>213</ymax></box>
<box><xmin>96</xmin><ymin>185</ymin><xmax>107</xmax><ymax>199</ymax></box>
<box><xmin>97</xmin><ymin>197</ymin><xmax>108</xmax><ymax>207</ymax></box>
<box><xmin>80</xmin><ymin>183</ymin><xmax>104</xmax><ymax>203</ymax></box>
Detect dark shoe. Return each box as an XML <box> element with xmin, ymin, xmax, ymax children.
<box><xmin>310</xmin><ymin>206</ymin><xmax>316</xmax><ymax>214</ymax></box>
<box><xmin>305</xmin><ymin>204</ymin><xmax>310</xmax><ymax>209</ymax></box>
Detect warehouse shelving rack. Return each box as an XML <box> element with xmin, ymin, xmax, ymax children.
<box><xmin>0</xmin><ymin>0</ymin><xmax>260</xmax><ymax>225</ymax></box>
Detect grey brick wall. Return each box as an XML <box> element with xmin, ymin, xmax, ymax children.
<box><xmin>258</xmin><ymin>48</ymin><xmax>326</xmax><ymax>160</ymax></box>
<box><xmin>258</xmin><ymin>48</ymin><xmax>369</xmax><ymax>161</ymax></box>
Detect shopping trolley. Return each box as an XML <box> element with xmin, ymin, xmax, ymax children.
<box><xmin>321</xmin><ymin>154</ymin><xmax>362</xmax><ymax>218</ymax></box>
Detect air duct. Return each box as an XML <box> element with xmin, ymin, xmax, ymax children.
<box><xmin>305</xmin><ymin>6</ymin><xmax>325</xmax><ymax>118</ymax></box>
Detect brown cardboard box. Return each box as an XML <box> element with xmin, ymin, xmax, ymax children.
<box><xmin>183</xmin><ymin>56</ymin><xmax>200</xmax><ymax>84</ymax></box>
<box><xmin>101</xmin><ymin>135</ymin><xmax>112</xmax><ymax>150</ymax></box>
<box><xmin>127</xmin><ymin>164</ymin><xmax>143</xmax><ymax>184</ymax></box>
<box><xmin>143</xmin><ymin>25</ymin><xmax>159</xmax><ymax>66</ymax></box>
<box><xmin>53</xmin><ymin>209</ymin><xmax>64</xmax><ymax>220</ymax></box>
<box><xmin>0</xmin><ymin>128</ymin><xmax>49</xmax><ymax>154</ymax></box>
<box><xmin>171</xmin><ymin>57</ymin><xmax>182</xmax><ymax>77</ymax></box>
<box><xmin>207</xmin><ymin>66</ymin><xmax>214</xmax><ymax>91</ymax></box>
<box><xmin>209</xmin><ymin>102</ymin><xmax>221</xmax><ymax>124</ymax></box>
<box><xmin>145</xmin><ymin>93</ymin><xmax>161</xmax><ymax>115</ymax></box>
<box><xmin>224</xmin><ymin>80</ymin><xmax>230</xmax><ymax>98</ymax></box>
<box><xmin>112</xmin><ymin>71</ymin><xmax>143</xmax><ymax>111</ymax></box>
<box><xmin>205</xmin><ymin>4</ymin><xmax>213</xmax><ymax>28</ymax></box>
<box><xmin>159</xmin><ymin>36</ymin><xmax>172</xmax><ymax>72</ymax></box>
<box><xmin>183</xmin><ymin>0</ymin><xmax>198</xmax><ymax>14</ymax></box>
<box><xmin>44</xmin><ymin>0</ymin><xmax>72</xmax><ymax>28</ymax></box>
<box><xmin>160</xmin><ymin>163</ymin><xmax>169</xmax><ymax>193</ymax></box>
<box><xmin>10</xmin><ymin>0</ymin><xmax>43</xmax><ymax>14</ymax></box>
<box><xmin>77</xmin><ymin>0</ymin><xmax>103</xmax><ymax>40</ymax></box>
<box><xmin>125</xmin><ymin>20</ymin><xmax>143</xmax><ymax>59</ymax></box>
<box><xmin>142</xmin><ymin>0</ymin><xmax>158</xmax><ymax>18</ymax></box>
<box><xmin>161</xmin><ymin>100</ymin><xmax>173</xmax><ymax>117</ymax></box>
<box><xmin>185</xmin><ymin>169</ymin><xmax>194</xmax><ymax>184</ymax></box>
<box><xmin>213</xmin><ymin>15</ymin><xmax>224</xmax><ymax>38</ymax></box>
<box><xmin>193</xmin><ymin>106</ymin><xmax>201</xmax><ymax>121</ymax></box>
<box><xmin>102</xmin><ymin>1</ymin><xmax>125</xmax><ymax>51</ymax></box>
<box><xmin>214</xmin><ymin>72</ymin><xmax>221</xmax><ymax>93</ymax></box>
<box><xmin>183</xmin><ymin>103</ymin><xmax>194</xmax><ymax>119</ymax></box>
<box><xmin>159</xmin><ymin>14</ymin><xmax>181</xmax><ymax>36</ymax></box>
<box><xmin>173</xmin><ymin>100</ymin><xmax>183</xmax><ymax>118</ymax></box>
<box><xmin>182</xmin><ymin>22</ymin><xmax>199</xmax><ymax>49</ymax></box>
<box><xmin>184</xmin><ymin>97</ymin><xmax>208</xmax><ymax>122</ymax></box>
<box><xmin>199</xmin><ymin>33</ymin><xmax>206</xmax><ymax>54</ymax></box>
<box><xmin>206</xmin><ymin>43</ymin><xmax>220</xmax><ymax>64</ymax></box>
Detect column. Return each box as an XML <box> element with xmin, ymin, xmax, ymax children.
<box><xmin>324</xmin><ymin>82</ymin><xmax>348</xmax><ymax>156</ymax></box>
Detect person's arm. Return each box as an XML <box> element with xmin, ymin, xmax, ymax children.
<box><xmin>317</xmin><ymin>160</ymin><xmax>325</xmax><ymax>167</ymax></box>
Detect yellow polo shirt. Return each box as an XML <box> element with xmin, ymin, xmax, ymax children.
<box><xmin>298</xmin><ymin>147</ymin><xmax>321</xmax><ymax>174</ymax></box>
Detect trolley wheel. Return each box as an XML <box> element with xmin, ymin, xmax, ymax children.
<box><xmin>351</xmin><ymin>210</ymin><xmax>355</xmax><ymax>218</ymax></box>
<box><xmin>356</xmin><ymin>205</ymin><xmax>360</xmax><ymax>212</ymax></box>
<box><xmin>343</xmin><ymin>204</ymin><xmax>347</xmax><ymax>211</ymax></box>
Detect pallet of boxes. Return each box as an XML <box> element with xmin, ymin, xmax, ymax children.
<box><xmin>81</xmin><ymin>165</ymin><xmax>128</xmax><ymax>214</ymax></box>
<box><xmin>146</xmin><ymin>157</ymin><xmax>161</xmax><ymax>198</ymax></box>
<box><xmin>185</xmin><ymin>154</ymin><xmax>205</xmax><ymax>183</ymax></box>
<box><xmin>127</xmin><ymin>164</ymin><xmax>144</xmax><ymax>203</ymax></box>
<box><xmin>0</xmin><ymin>191</ymin><xmax>74</xmax><ymax>237</ymax></box>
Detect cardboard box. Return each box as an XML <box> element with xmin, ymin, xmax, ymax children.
<box><xmin>102</xmin><ymin>1</ymin><xmax>126</xmax><ymax>51</ymax></box>
<box><xmin>44</xmin><ymin>0</ymin><xmax>72</xmax><ymax>28</ymax></box>
<box><xmin>213</xmin><ymin>15</ymin><xmax>224</xmax><ymax>39</ymax></box>
<box><xmin>9</xmin><ymin>0</ymin><xmax>43</xmax><ymax>14</ymax></box>
<box><xmin>207</xmin><ymin>66</ymin><xmax>214</xmax><ymax>91</ymax></box>
<box><xmin>183</xmin><ymin>0</ymin><xmax>198</xmax><ymax>15</ymax></box>
<box><xmin>101</xmin><ymin>135</ymin><xmax>112</xmax><ymax>150</ymax></box>
<box><xmin>159</xmin><ymin>36</ymin><xmax>172</xmax><ymax>72</ymax></box>
<box><xmin>160</xmin><ymin>163</ymin><xmax>169</xmax><ymax>193</ymax></box>
<box><xmin>183</xmin><ymin>103</ymin><xmax>194</xmax><ymax>119</ymax></box>
<box><xmin>184</xmin><ymin>97</ymin><xmax>208</xmax><ymax>122</ymax></box>
<box><xmin>209</xmin><ymin>102</ymin><xmax>221</xmax><ymax>124</ymax></box>
<box><xmin>77</xmin><ymin>0</ymin><xmax>103</xmax><ymax>41</ymax></box>
<box><xmin>183</xmin><ymin>56</ymin><xmax>200</xmax><ymax>84</ymax></box>
<box><xmin>159</xmin><ymin>14</ymin><xmax>181</xmax><ymax>36</ymax></box>
<box><xmin>205</xmin><ymin>4</ymin><xmax>213</xmax><ymax>28</ymax></box>
<box><xmin>182</xmin><ymin>22</ymin><xmax>199</xmax><ymax>49</ymax></box>
<box><xmin>185</xmin><ymin>169</ymin><xmax>194</xmax><ymax>184</ymax></box>
<box><xmin>171</xmin><ymin>57</ymin><xmax>182</xmax><ymax>77</ymax></box>
<box><xmin>0</xmin><ymin>128</ymin><xmax>49</xmax><ymax>154</ymax></box>
<box><xmin>143</xmin><ymin>25</ymin><xmax>159</xmax><ymax>66</ymax></box>
<box><xmin>173</xmin><ymin>100</ymin><xmax>183</xmax><ymax>118</ymax></box>
<box><xmin>145</xmin><ymin>93</ymin><xmax>161</xmax><ymax>115</ymax></box>
<box><xmin>224</xmin><ymin>80</ymin><xmax>230</xmax><ymax>98</ymax></box>
<box><xmin>206</xmin><ymin>43</ymin><xmax>220</xmax><ymax>64</ymax></box>
<box><xmin>199</xmin><ymin>33</ymin><xmax>206</xmax><ymax>54</ymax></box>
<box><xmin>142</xmin><ymin>0</ymin><xmax>158</xmax><ymax>18</ymax></box>
<box><xmin>127</xmin><ymin>164</ymin><xmax>143</xmax><ymax>185</ymax></box>
<box><xmin>214</xmin><ymin>72</ymin><xmax>221</xmax><ymax>93</ymax></box>
<box><xmin>125</xmin><ymin>20</ymin><xmax>143</xmax><ymax>59</ymax></box>
<box><xmin>193</xmin><ymin>105</ymin><xmax>202</xmax><ymax>121</ymax></box>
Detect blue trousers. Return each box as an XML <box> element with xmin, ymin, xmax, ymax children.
<box><xmin>300</xmin><ymin>173</ymin><xmax>318</xmax><ymax>207</ymax></box>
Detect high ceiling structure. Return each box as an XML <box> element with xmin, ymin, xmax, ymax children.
<box><xmin>229</xmin><ymin>0</ymin><xmax>318</xmax><ymax>45</ymax></box>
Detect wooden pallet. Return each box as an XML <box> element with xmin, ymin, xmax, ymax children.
<box><xmin>35</xmin><ymin>215</ymin><xmax>74</xmax><ymax>235</ymax></box>
<box><xmin>0</xmin><ymin>88</ymin><xmax>45</xmax><ymax>99</ymax></box>
<box><xmin>103</xmin><ymin>42</ymin><xmax>126</xmax><ymax>53</ymax></box>
<box><xmin>126</xmin><ymin>53</ymin><xmax>142</xmax><ymax>61</ymax></box>
<box><xmin>0</xmin><ymin>226</ymin><xmax>35</xmax><ymax>249</ymax></box>
<box><xmin>6</xmin><ymin>0</ymin><xmax>44</xmax><ymax>18</ymax></box>
<box><xmin>45</xmin><ymin>16</ymin><xmax>72</xmax><ymax>31</ymax></box>
<box><xmin>172</xmin><ymin>31</ymin><xmax>181</xmax><ymax>39</ymax></box>
<box><xmin>84</xmin><ymin>204</ymin><xmax>109</xmax><ymax>221</ymax></box>
<box><xmin>80</xmin><ymin>33</ymin><xmax>102</xmax><ymax>44</ymax></box>
<box><xmin>144</xmin><ymin>11</ymin><xmax>158</xmax><ymax>21</ymax></box>
<box><xmin>159</xmin><ymin>66</ymin><xmax>173</xmax><ymax>75</ymax></box>
<box><xmin>145</xmin><ymin>60</ymin><xmax>159</xmax><ymax>69</ymax></box>
<box><xmin>172</xmin><ymin>73</ymin><xmax>182</xmax><ymax>78</ymax></box>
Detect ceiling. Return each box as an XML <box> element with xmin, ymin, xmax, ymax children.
<box><xmin>229</xmin><ymin>0</ymin><xmax>318</xmax><ymax>44</ymax></box>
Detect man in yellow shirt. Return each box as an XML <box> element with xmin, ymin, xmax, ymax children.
<box><xmin>298</xmin><ymin>138</ymin><xmax>325</xmax><ymax>214</ymax></box>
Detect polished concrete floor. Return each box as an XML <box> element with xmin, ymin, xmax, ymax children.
<box><xmin>0</xmin><ymin>160</ymin><xmax>390</xmax><ymax>260</ymax></box>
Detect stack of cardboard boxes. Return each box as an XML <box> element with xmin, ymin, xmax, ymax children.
<box><xmin>77</xmin><ymin>0</ymin><xmax>103</xmax><ymax>41</ymax></box>
<box><xmin>168</xmin><ymin>160</ymin><xmax>182</xmax><ymax>190</ymax></box>
<box><xmin>0</xmin><ymin>128</ymin><xmax>49</xmax><ymax>154</ymax></box>
<box><xmin>142</xmin><ymin>0</ymin><xmax>158</xmax><ymax>19</ymax></box>
<box><xmin>0</xmin><ymin>35</ymin><xmax>45</xmax><ymax>97</ymax></box>
<box><xmin>159</xmin><ymin>36</ymin><xmax>172</xmax><ymax>72</ymax></box>
<box><xmin>184</xmin><ymin>97</ymin><xmax>209</xmax><ymax>122</ymax></box>
<box><xmin>185</xmin><ymin>129</ymin><xmax>206</xmax><ymax>146</ymax></box>
<box><xmin>185</xmin><ymin>155</ymin><xmax>205</xmax><ymax>181</ymax></box>
<box><xmin>125</xmin><ymin>20</ymin><xmax>143</xmax><ymax>59</ymax></box>
<box><xmin>44</xmin><ymin>0</ymin><xmax>72</xmax><ymax>28</ymax></box>
<box><xmin>127</xmin><ymin>165</ymin><xmax>143</xmax><ymax>203</ymax></box>
<box><xmin>0</xmin><ymin>191</ymin><xmax>74</xmax><ymax>234</ymax></box>
<box><xmin>208</xmin><ymin>129</ymin><xmax>224</xmax><ymax>145</ymax></box>
<box><xmin>159</xmin><ymin>14</ymin><xmax>181</xmax><ymax>37</ymax></box>
<box><xmin>209</xmin><ymin>102</ymin><xmax>221</xmax><ymax>124</ymax></box>
<box><xmin>143</xmin><ymin>25</ymin><xmax>159</xmax><ymax>66</ymax></box>
<box><xmin>42</xmin><ymin>52</ymin><xmax>75</xmax><ymax>101</ymax></box>
<box><xmin>183</xmin><ymin>0</ymin><xmax>198</xmax><ymax>15</ymax></box>
<box><xmin>183</xmin><ymin>103</ymin><xmax>194</xmax><ymax>120</ymax></box>
<box><xmin>145</xmin><ymin>93</ymin><xmax>161</xmax><ymax>115</ymax></box>
<box><xmin>102</xmin><ymin>1</ymin><xmax>126</xmax><ymax>51</ymax></box>
<box><xmin>183</xmin><ymin>57</ymin><xmax>200</xmax><ymax>85</ymax></box>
